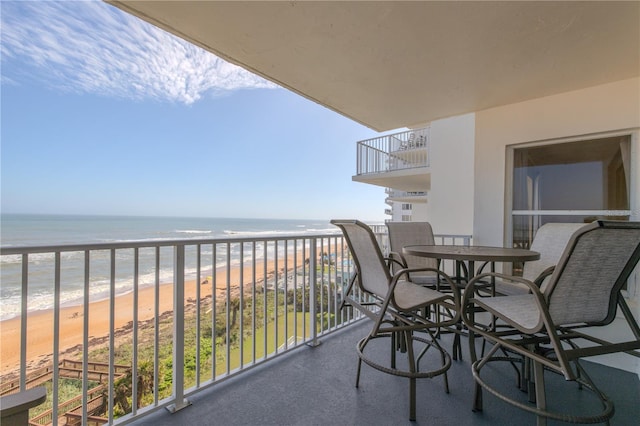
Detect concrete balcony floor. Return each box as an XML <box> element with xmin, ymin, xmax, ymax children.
<box><xmin>132</xmin><ymin>321</ymin><xmax>639</xmax><ymax>426</ymax></box>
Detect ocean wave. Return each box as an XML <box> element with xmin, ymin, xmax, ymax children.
<box><xmin>0</xmin><ymin>251</ymin><xmax>88</xmax><ymax>265</ymax></box>
<box><xmin>175</xmin><ymin>230</ymin><xmax>213</xmax><ymax>234</ymax></box>
<box><xmin>0</xmin><ymin>242</ymin><xmax>328</xmax><ymax>321</ymax></box>
<box><xmin>0</xmin><ymin>215</ymin><xmax>345</xmax><ymax>321</ymax></box>
<box><xmin>0</xmin><ymin>266</ymin><xmax>204</xmax><ymax>321</ymax></box>
<box><xmin>0</xmin><ymin>254</ymin><xmax>22</xmax><ymax>265</ymax></box>
<box><xmin>306</xmin><ymin>227</ymin><xmax>339</xmax><ymax>233</ymax></box>
<box><xmin>222</xmin><ymin>228</ymin><xmax>337</xmax><ymax>237</ymax></box>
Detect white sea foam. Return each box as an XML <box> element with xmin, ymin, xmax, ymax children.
<box><xmin>0</xmin><ymin>255</ymin><xmax>22</xmax><ymax>265</ymax></box>
<box><xmin>175</xmin><ymin>230</ymin><xmax>213</xmax><ymax>234</ymax></box>
<box><xmin>1</xmin><ymin>215</ymin><xmax>339</xmax><ymax>321</ymax></box>
<box><xmin>222</xmin><ymin>228</ymin><xmax>336</xmax><ymax>237</ymax></box>
<box><xmin>306</xmin><ymin>227</ymin><xmax>339</xmax><ymax>234</ymax></box>
<box><xmin>0</xmin><ymin>266</ymin><xmax>183</xmax><ymax>321</ymax></box>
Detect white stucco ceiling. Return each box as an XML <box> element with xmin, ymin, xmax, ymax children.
<box><xmin>108</xmin><ymin>1</ymin><xmax>640</xmax><ymax>132</ymax></box>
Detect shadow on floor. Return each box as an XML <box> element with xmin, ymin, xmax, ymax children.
<box><xmin>131</xmin><ymin>321</ymin><xmax>639</xmax><ymax>425</ymax></box>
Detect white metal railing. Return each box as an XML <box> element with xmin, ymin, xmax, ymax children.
<box><xmin>386</xmin><ymin>190</ymin><xmax>428</xmax><ymax>199</ymax></box>
<box><xmin>0</xmin><ymin>227</ymin><xmax>470</xmax><ymax>425</ymax></box>
<box><xmin>356</xmin><ymin>127</ymin><xmax>430</xmax><ymax>175</ymax></box>
<box><xmin>0</xmin><ymin>233</ymin><xmax>362</xmax><ymax>425</ymax></box>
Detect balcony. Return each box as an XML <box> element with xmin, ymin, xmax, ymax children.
<box><xmin>353</xmin><ymin>128</ymin><xmax>431</xmax><ymax>192</ymax></box>
<box><xmin>2</xmin><ymin>230</ymin><xmax>638</xmax><ymax>425</ymax></box>
<box><xmin>385</xmin><ymin>189</ymin><xmax>428</xmax><ymax>204</ymax></box>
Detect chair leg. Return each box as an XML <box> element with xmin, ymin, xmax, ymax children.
<box><xmin>572</xmin><ymin>359</ymin><xmax>613</xmax><ymax>426</ymax></box>
<box><xmin>525</xmin><ymin>356</ymin><xmax>536</xmax><ymax>402</ymax></box>
<box><xmin>441</xmin><ymin>349</ymin><xmax>450</xmax><ymax>394</ymax></box>
<box><xmin>452</xmin><ymin>330</ymin><xmax>463</xmax><ymax>361</ymax></box>
<box><xmin>355</xmin><ymin>327</ymin><xmax>453</xmax><ymax>422</ymax></box>
<box><xmin>533</xmin><ymin>360</ymin><xmax>547</xmax><ymax>426</ymax></box>
<box><xmin>405</xmin><ymin>330</ymin><xmax>417</xmax><ymax>421</ymax></box>
<box><xmin>429</xmin><ymin>330</ymin><xmax>450</xmax><ymax>394</ymax></box>
<box><xmin>471</xmin><ymin>342</ymin><xmax>502</xmax><ymax>413</ymax></box>
<box><xmin>391</xmin><ymin>331</ymin><xmax>397</xmax><ymax>369</ymax></box>
<box><xmin>356</xmin><ymin>335</ymin><xmax>371</xmax><ymax>388</ymax></box>
<box><xmin>472</xmin><ymin>345</ymin><xmax>615</xmax><ymax>424</ymax></box>
<box><xmin>410</xmin><ymin>377</ymin><xmax>417</xmax><ymax>421</ymax></box>
<box><xmin>472</xmin><ymin>382</ymin><xmax>483</xmax><ymax>412</ymax></box>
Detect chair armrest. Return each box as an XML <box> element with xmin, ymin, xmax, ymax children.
<box><xmin>461</xmin><ymin>272</ymin><xmax>550</xmax><ymax>334</ymax></box>
<box><xmin>533</xmin><ymin>265</ymin><xmax>555</xmax><ymax>286</ymax></box>
<box><xmin>393</xmin><ymin>267</ymin><xmax>461</xmax><ymax>324</ymax></box>
<box><xmin>475</xmin><ymin>260</ymin><xmax>492</xmax><ymax>275</ymax></box>
<box><xmin>463</xmin><ymin>272</ymin><xmax>540</xmax><ymax>300</ymax></box>
<box><xmin>387</xmin><ymin>251</ymin><xmax>408</xmax><ymax>269</ymax></box>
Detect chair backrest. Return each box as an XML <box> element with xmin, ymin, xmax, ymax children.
<box><xmin>387</xmin><ymin>222</ymin><xmax>438</xmax><ymax>273</ymax></box>
<box><xmin>523</xmin><ymin>223</ymin><xmax>585</xmax><ymax>282</ymax></box>
<box><xmin>331</xmin><ymin>220</ymin><xmax>391</xmax><ymax>298</ymax></box>
<box><xmin>541</xmin><ymin>221</ymin><xmax>640</xmax><ymax>326</ymax></box>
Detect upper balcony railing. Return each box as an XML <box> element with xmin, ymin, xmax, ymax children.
<box><xmin>0</xmin><ymin>227</ymin><xmax>469</xmax><ymax>425</ymax></box>
<box><xmin>356</xmin><ymin>127</ymin><xmax>430</xmax><ymax>176</ymax></box>
<box><xmin>385</xmin><ymin>189</ymin><xmax>428</xmax><ymax>199</ymax></box>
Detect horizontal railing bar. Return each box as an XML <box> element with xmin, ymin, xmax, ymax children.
<box><xmin>435</xmin><ymin>234</ymin><xmax>473</xmax><ymax>240</ymax></box>
<box><xmin>0</xmin><ymin>233</ymin><xmax>344</xmax><ymax>255</ymax></box>
<box><xmin>512</xmin><ymin>210</ymin><xmax>631</xmax><ymax>216</ymax></box>
<box><xmin>356</xmin><ymin>128</ymin><xmax>427</xmax><ymax>147</ymax></box>
<box><xmin>2</xmin><ymin>232</ymin><xmax>473</xmax><ymax>255</ymax></box>
<box><xmin>357</xmin><ymin>143</ymin><xmax>387</xmax><ymax>154</ymax></box>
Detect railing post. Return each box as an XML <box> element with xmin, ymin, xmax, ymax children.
<box><xmin>19</xmin><ymin>255</ymin><xmax>28</xmax><ymax>391</ymax></box>
<box><xmin>167</xmin><ymin>244</ymin><xmax>191</xmax><ymax>413</ymax></box>
<box><xmin>307</xmin><ymin>238</ymin><xmax>321</xmax><ymax>347</ymax></box>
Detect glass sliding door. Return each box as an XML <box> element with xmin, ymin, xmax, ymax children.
<box><xmin>512</xmin><ymin>134</ymin><xmax>632</xmax><ymax>250</ymax></box>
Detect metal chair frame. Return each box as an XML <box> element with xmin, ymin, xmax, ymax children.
<box><xmin>332</xmin><ymin>219</ymin><xmax>460</xmax><ymax>421</ymax></box>
<box><xmin>462</xmin><ymin>220</ymin><xmax>640</xmax><ymax>425</ymax></box>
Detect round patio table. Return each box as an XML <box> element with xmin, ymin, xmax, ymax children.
<box><xmin>402</xmin><ymin>245</ymin><xmax>540</xmax><ymax>280</ymax></box>
<box><xmin>402</xmin><ymin>245</ymin><xmax>540</xmax><ymax>278</ymax></box>
<box><xmin>402</xmin><ymin>245</ymin><xmax>540</xmax><ymax>361</ymax></box>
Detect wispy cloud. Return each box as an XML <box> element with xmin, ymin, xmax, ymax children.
<box><xmin>1</xmin><ymin>1</ymin><xmax>277</xmax><ymax>104</ymax></box>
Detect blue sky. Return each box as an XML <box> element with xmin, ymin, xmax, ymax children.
<box><xmin>1</xmin><ymin>1</ymin><xmax>387</xmax><ymax>222</ymax></box>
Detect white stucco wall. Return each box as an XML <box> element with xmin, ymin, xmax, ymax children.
<box><xmin>473</xmin><ymin>77</ymin><xmax>640</xmax><ymax>375</ymax></box>
<box><xmin>410</xmin><ymin>202</ymin><xmax>429</xmax><ymax>220</ymax></box>
<box><xmin>427</xmin><ymin>113</ymin><xmax>475</xmax><ymax>236</ymax></box>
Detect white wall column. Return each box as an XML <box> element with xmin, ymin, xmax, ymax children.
<box><xmin>427</xmin><ymin>113</ymin><xmax>475</xmax><ymax>236</ymax></box>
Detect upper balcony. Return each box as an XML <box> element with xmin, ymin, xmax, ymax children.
<box><xmin>385</xmin><ymin>188</ymin><xmax>428</xmax><ymax>204</ymax></box>
<box><xmin>352</xmin><ymin>127</ymin><xmax>430</xmax><ymax>192</ymax></box>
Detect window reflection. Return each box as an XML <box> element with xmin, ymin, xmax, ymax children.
<box><xmin>513</xmin><ymin>136</ymin><xmax>630</xmax><ymax>213</ymax></box>
<box><xmin>510</xmin><ymin>135</ymin><xmax>632</xmax><ymax>279</ymax></box>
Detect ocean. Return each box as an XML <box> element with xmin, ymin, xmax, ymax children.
<box><xmin>0</xmin><ymin>214</ymin><xmax>341</xmax><ymax>321</ymax></box>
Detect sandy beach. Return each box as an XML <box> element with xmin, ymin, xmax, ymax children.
<box><xmin>0</xmin><ymin>258</ymin><xmax>296</xmax><ymax>378</ymax></box>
